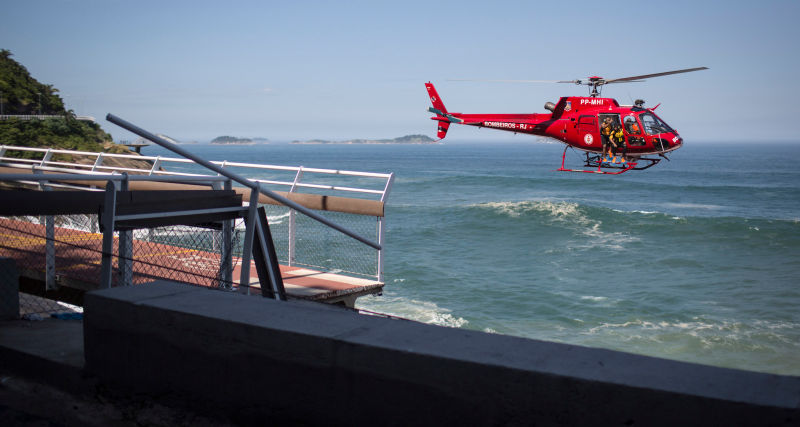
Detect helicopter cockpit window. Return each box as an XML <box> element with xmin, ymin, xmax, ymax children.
<box><xmin>624</xmin><ymin>116</ymin><xmax>641</xmax><ymax>135</ymax></box>
<box><xmin>639</xmin><ymin>112</ymin><xmax>674</xmax><ymax>135</ymax></box>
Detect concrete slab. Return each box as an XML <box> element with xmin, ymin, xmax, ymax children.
<box><xmin>0</xmin><ymin>317</ymin><xmax>85</xmax><ymax>393</ymax></box>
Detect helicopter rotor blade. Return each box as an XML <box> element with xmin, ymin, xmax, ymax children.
<box><xmin>604</xmin><ymin>80</ymin><xmax>645</xmax><ymax>84</ymax></box>
<box><xmin>447</xmin><ymin>79</ymin><xmax>565</xmax><ymax>83</ymax></box>
<box><xmin>604</xmin><ymin>67</ymin><xmax>708</xmax><ymax>84</ymax></box>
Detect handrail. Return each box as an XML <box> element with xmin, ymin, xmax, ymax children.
<box><xmin>0</xmin><ymin>172</ymin><xmax>228</xmax><ymax>183</ymax></box>
<box><xmin>0</xmin><ymin>145</ymin><xmax>392</xmax><ymax>198</ymax></box>
<box><xmin>105</xmin><ymin>114</ymin><xmax>381</xmax><ymax>250</ymax></box>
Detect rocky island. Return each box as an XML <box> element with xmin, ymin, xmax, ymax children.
<box><xmin>210</xmin><ymin>136</ymin><xmax>258</xmax><ymax>145</ymax></box>
<box><xmin>292</xmin><ymin>134</ymin><xmax>437</xmax><ymax>144</ymax></box>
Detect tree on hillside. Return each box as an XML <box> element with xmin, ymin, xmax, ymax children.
<box><xmin>0</xmin><ymin>49</ymin><xmax>116</xmax><ymax>155</ymax></box>
<box><xmin>0</xmin><ymin>49</ymin><xmax>65</xmax><ymax>115</ymax></box>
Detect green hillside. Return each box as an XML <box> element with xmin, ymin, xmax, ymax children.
<box><xmin>0</xmin><ymin>49</ymin><xmax>122</xmax><ymax>158</ymax></box>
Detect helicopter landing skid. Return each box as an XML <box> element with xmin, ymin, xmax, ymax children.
<box><xmin>556</xmin><ymin>147</ymin><xmax>661</xmax><ymax>174</ymax></box>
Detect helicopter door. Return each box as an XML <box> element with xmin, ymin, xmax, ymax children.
<box><xmin>577</xmin><ymin>115</ymin><xmax>599</xmax><ymax>149</ymax></box>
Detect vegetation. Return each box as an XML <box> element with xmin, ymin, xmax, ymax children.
<box><xmin>0</xmin><ymin>50</ymin><xmax>64</xmax><ymax>115</ymax></box>
<box><xmin>0</xmin><ymin>49</ymin><xmax>117</xmax><ymax>159</ymax></box>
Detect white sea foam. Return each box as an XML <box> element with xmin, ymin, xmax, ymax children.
<box><xmin>475</xmin><ymin>200</ymin><xmax>640</xmax><ymax>251</ymax></box>
<box><xmin>585</xmin><ymin>317</ymin><xmax>800</xmax><ymax>350</ymax></box>
<box><xmin>476</xmin><ymin>200</ymin><xmax>583</xmax><ymax>220</ymax></box>
<box><xmin>356</xmin><ymin>292</ymin><xmax>469</xmax><ymax>328</ymax></box>
<box><xmin>588</xmin><ymin>319</ymin><xmax>721</xmax><ymax>334</ymax></box>
<box><xmin>573</xmin><ymin>223</ymin><xmax>638</xmax><ymax>250</ymax></box>
<box><xmin>663</xmin><ymin>202</ymin><xmax>723</xmax><ymax>211</ymax></box>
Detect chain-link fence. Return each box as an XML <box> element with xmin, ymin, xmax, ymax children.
<box><xmin>1</xmin><ymin>205</ymin><xmax>381</xmax><ymax>318</ymax></box>
<box><xmin>262</xmin><ymin>204</ymin><xmax>379</xmax><ymax>279</ymax></box>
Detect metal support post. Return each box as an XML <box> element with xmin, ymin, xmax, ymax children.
<box><xmin>380</xmin><ymin>172</ymin><xmax>395</xmax><ymax>203</ymax></box>
<box><xmin>45</xmin><ymin>214</ymin><xmax>56</xmax><ymax>289</ymax></box>
<box><xmin>211</xmin><ymin>180</ymin><xmax>223</xmax><ymax>255</ymax></box>
<box><xmin>35</xmin><ymin>169</ymin><xmax>57</xmax><ymax>290</ymax></box>
<box><xmin>220</xmin><ymin>179</ymin><xmax>233</xmax><ymax>289</ymax></box>
<box><xmin>239</xmin><ymin>184</ymin><xmax>260</xmax><ymax>295</ymax></box>
<box><xmin>39</xmin><ymin>149</ymin><xmax>53</xmax><ymax>167</ymax></box>
<box><xmin>149</xmin><ymin>156</ymin><xmax>161</xmax><ymax>175</ymax></box>
<box><xmin>376</xmin><ymin>172</ymin><xmax>393</xmax><ymax>283</ymax></box>
<box><xmin>377</xmin><ymin>216</ymin><xmax>385</xmax><ymax>283</ymax></box>
<box><xmin>288</xmin><ymin>210</ymin><xmax>296</xmax><ymax>266</ymax></box>
<box><xmin>91</xmin><ymin>153</ymin><xmax>104</xmax><ymax>172</ymax></box>
<box><xmin>252</xmin><ymin>206</ymin><xmax>286</xmax><ymax>300</ymax></box>
<box><xmin>118</xmin><ymin>175</ymin><xmax>133</xmax><ymax>286</ymax></box>
<box><xmin>288</xmin><ymin>167</ymin><xmax>303</xmax><ymax>266</ymax></box>
<box><xmin>99</xmin><ymin>181</ymin><xmax>117</xmax><ymax>288</ymax></box>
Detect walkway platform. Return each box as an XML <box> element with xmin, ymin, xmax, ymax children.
<box><xmin>0</xmin><ymin>218</ymin><xmax>383</xmax><ymax>306</ymax></box>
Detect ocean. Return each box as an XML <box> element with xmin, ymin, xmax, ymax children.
<box><xmin>143</xmin><ymin>140</ymin><xmax>800</xmax><ymax>376</ymax></box>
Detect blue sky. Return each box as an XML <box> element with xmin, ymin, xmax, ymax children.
<box><xmin>2</xmin><ymin>0</ymin><xmax>799</xmax><ymax>143</ymax></box>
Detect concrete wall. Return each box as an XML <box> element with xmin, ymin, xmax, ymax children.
<box><xmin>83</xmin><ymin>282</ymin><xmax>800</xmax><ymax>426</ymax></box>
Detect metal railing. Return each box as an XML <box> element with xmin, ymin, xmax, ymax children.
<box><xmin>1</xmin><ymin>122</ymin><xmax>395</xmax><ymax>282</ymax></box>
<box><xmin>0</xmin><ymin>145</ymin><xmax>394</xmax><ymax>201</ymax></box>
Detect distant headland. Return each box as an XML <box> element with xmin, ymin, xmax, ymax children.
<box><xmin>291</xmin><ymin>134</ymin><xmax>437</xmax><ymax>145</ymax></box>
<box><xmin>210</xmin><ymin>136</ymin><xmax>269</xmax><ymax>145</ymax></box>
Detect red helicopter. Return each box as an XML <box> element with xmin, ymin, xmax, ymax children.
<box><xmin>425</xmin><ymin>67</ymin><xmax>708</xmax><ymax>174</ymax></box>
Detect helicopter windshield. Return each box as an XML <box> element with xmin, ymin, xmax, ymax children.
<box><xmin>639</xmin><ymin>112</ymin><xmax>674</xmax><ymax>135</ymax></box>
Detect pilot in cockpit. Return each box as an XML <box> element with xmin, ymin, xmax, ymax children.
<box><xmin>625</xmin><ymin>116</ymin><xmax>640</xmax><ymax>134</ymax></box>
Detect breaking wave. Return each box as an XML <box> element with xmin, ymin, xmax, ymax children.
<box><xmin>470</xmin><ymin>200</ymin><xmax>640</xmax><ymax>250</ymax></box>
<box><xmin>356</xmin><ymin>291</ymin><xmax>469</xmax><ymax>329</ymax></box>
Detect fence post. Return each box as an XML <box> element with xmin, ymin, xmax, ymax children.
<box><xmin>220</xmin><ymin>179</ymin><xmax>233</xmax><ymax>289</ymax></box>
<box><xmin>39</xmin><ymin>148</ymin><xmax>53</xmax><ymax>167</ymax></box>
<box><xmin>377</xmin><ymin>173</ymin><xmax>394</xmax><ymax>283</ymax></box>
<box><xmin>99</xmin><ymin>181</ymin><xmax>117</xmax><ymax>288</ymax></box>
<box><xmin>92</xmin><ymin>153</ymin><xmax>104</xmax><ymax>172</ymax></box>
<box><xmin>118</xmin><ymin>174</ymin><xmax>133</xmax><ymax>286</ymax></box>
<box><xmin>287</xmin><ymin>167</ymin><xmax>303</xmax><ymax>266</ymax></box>
<box><xmin>377</xmin><ymin>216</ymin><xmax>385</xmax><ymax>283</ymax></box>
<box><xmin>149</xmin><ymin>156</ymin><xmax>161</xmax><ymax>175</ymax></box>
<box><xmin>34</xmin><ymin>168</ymin><xmax>57</xmax><ymax>290</ymax></box>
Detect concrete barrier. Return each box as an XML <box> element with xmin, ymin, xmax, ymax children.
<box><xmin>83</xmin><ymin>281</ymin><xmax>800</xmax><ymax>426</ymax></box>
<box><xmin>0</xmin><ymin>258</ymin><xmax>20</xmax><ymax>320</ymax></box>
